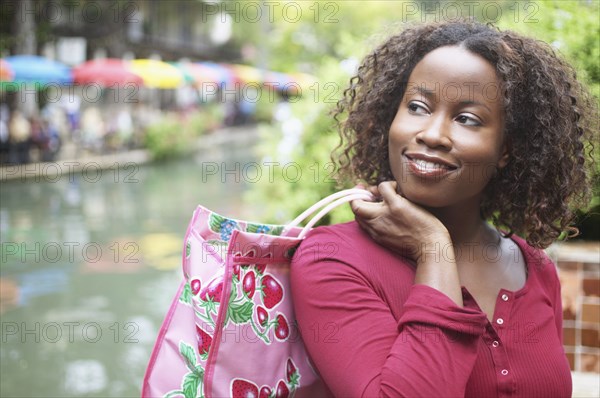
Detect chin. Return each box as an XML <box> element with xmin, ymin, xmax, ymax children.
<box><xmin>406</xmin><ymin>194</ymin><xmax>449</xmax><ymax>208</ymax></box>
<box><xmin>398</xmin><ymin>185</ymin><xmax>454</xmax><ymax>208</ymax></box>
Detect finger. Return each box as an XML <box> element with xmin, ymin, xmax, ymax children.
<box><xmin>353</xmin><ymin>183</ymin><xmax>380</xmax><ymax>200</ymax></box>
<box><xmin>378</xmin><ymin>181</ymin><xmax>409</xmax><ymax>214</ymax></box>
<box><xmin>389</xmin><ymin>180</ymin><xmax>399</xmax><ymax>194</ymax></box>
<box><xmin>378</xmin><ymin>181</ymin><xmax>402</xmax><ymax>203</ymax></box>
<box><xmin>360</xmin><ymin>186</ymin><xmax>379</xmax><ymax>201</ymax></box>
<box><xmin>365</xmin><ymin>184</ymin><xmax>380</xmax><ymax>197</ymax></box>
<box><xmin>350</xmin><ymin>197</ymin><xmax>384</xmax><ymax>219</ymax></box>
<box><xmin>389</xmin><ymin>180</ymin><xmax>404</xmax><ymax>197</ymax></box>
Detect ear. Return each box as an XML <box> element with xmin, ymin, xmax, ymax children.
<box><xmin>497</xmin><ymin>141</ymin><xmax>510</xmax><ymax>169</ymax></box>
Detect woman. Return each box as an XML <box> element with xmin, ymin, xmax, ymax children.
<box><xmin>290</xmin><ymin>20</ymin><xmax>596</xmax><ymax>397</ymax></box>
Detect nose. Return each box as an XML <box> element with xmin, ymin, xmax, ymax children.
<box><xmin>415</xmin><ymin>113</ymin><xmax>452</xmax><ymax>150</ymax></box>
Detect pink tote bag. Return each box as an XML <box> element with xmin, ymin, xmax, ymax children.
<box><xmin>142</xmin><ymin>189</ymin><xmax>374</xmax><ymax>398</ymax></box>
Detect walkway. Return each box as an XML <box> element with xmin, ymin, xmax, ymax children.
<box><xmin>0</xmin><ymin>126</ymin><xmax>260</xmax><ymax>182</ymax></box>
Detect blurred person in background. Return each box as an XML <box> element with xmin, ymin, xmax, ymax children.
<box><xmin>0</xmin><ymin>103</ymin><xmax>9</xmax><ymax>164</ymax></box>
<box><xmin>79</xmin><ymin>106</ymin><xmax>105</xmax><ymax>153</ymax></box>
<box><xmin>8</xmin><ymin>110</ymin><xmax>31</xmax><ymax>164</ymax></box>
<box><xmin>29</xmin><ymin>115</ymin><xmax>48</xmax><ymax>162</ymax></box>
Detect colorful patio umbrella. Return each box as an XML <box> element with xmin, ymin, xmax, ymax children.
<box><xmin>171</xmin><ymin>62</ymin><xmax>195</xmax><ymax>85</ymax></box>
<box><xmin>264</xmin><ymin>71</ymin><xmax>294</xmax><ymax>88</ymax></box>
<box><xmin>73</xmin><ymin>58</ymin><xmax>143</xmax><ymax>87</ymax></box>
<box><xmin>173</xmin><ymin>62</ymin><xmax>218</xmax><ymax>87</ymax></box>
<box><xmin>0</xmin><ymin>59</ymin><xmax>14</xmax><ymax>82</ymax></box>
<box><xmin>173</xmin><ymin>62</ymin><xmax>217</xmax><ymax>86</ymax></box>
<box><xmin>127</xmin><ymin>59</ymin><xmax>183</xmax><ymax>89</ymax></box>
<box><xmin>226</xmin><ymin>64</ymin><xmax>264</xmax><ymax>85</ymax></box>
<box><xmin>198</xmin><ymin>62</ymin><xmax>234</xmax><ymax>86</ymax></box>
<box><xmin>4</xmin><ymin>55</ymin><xmax>72</xmax><ymax>84</ymax></box>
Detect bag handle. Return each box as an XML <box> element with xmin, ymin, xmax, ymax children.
<box><xmin>284</xmin><ymin>188</ymin><xmax>375</xmax><ymax>239</ymax></box>
<box><xmin>297</xmin><ymin>192</ymin><xmax>373</xmax><ymax>239</ymax></box>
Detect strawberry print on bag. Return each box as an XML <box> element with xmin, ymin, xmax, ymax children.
<box><xmin>230</xmin><ymin>357</ymin><xmax>300</xmax><ymax>398</ymax></box>
<box><xmin>142</xmin><ymin>189</ymin><xmax>375</xmax><ymax>398</ymax></box>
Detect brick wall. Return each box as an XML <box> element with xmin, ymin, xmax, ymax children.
<box><xmin>547</xmin><ymin>241</ymin><xmax>600</xmax><ymax>373</ymax></box>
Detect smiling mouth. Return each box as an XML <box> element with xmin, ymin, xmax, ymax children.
<box><xmin>414</xmin><ymin>158</ymin><xmax>454</xmax><ymax>171</ymax></box>
<box><xmin>404</xmin><ymin>155</ymin><xmax>458</xmax><ymax>178</ymax></box>
<box><xmin>405</xmin><ymin>155</ymin><xmax>457</xmax><ymax>171</ymax></box>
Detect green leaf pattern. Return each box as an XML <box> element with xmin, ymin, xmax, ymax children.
<box><xmin>179</xmin><ymin>282</ymin><xmax>192</xmax><ymax>305</ymax></box>
<box><xmin>227</xmin><ymin>301</ymin><xmax>253</xmax><ymax>324</ymax></box>
<box><xmin>164</xmin><ymin>342</ymin><xmax>205</xmax><ymax>398</ymax></box>
<box><xmin>208</xmin><ymin>213</ymin><xmax>227</xmax><ymax>233</ymax></box>
<box><xmin>182</xmin><ymin>373</ymin><xmax>201</xmax><ymax>398</ymax></box>
<box><xmin>180</xmin><ymin>342</ymin><xmax>197</xmax><ymax>372</ymax></box>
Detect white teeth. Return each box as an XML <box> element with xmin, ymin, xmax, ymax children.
<box><xmin>413</xmin><ymin>159</ymin><xmax>449</xmax><ymax>170</ymax></box>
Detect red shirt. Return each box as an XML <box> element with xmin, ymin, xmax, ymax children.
<box><xmin>290</xmin><ymin>221</ymin><xmax>572</xmax><ymax>397</ymax></box>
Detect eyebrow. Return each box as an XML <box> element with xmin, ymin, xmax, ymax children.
<box><xmin>411</xmin><ymin>85</ymin><xmax>435</xmax><ymax>99</ymax></box>
<box><xmin>409</xmin><ymin>85</ymin><xmax>492</xmax><ymax>113</ymax></box>
<box><xmin>460</xmin><ymin>99</ymin><xmax>492</xmax><ymax>113</ymax></box>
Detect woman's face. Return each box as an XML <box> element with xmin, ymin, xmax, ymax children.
<box><xmin>388</xmin><ymin>45</ymin><xmax>508</xmax><ymax>208</ymax></box>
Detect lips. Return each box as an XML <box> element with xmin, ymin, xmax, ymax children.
<box><xmin>411</xmin><ymin>158</ymin><xmax>453</xmax><ymax>171</ymax></box>
<box><xmin>404</xmin><ymin>153</ymin><xmax>458</xmax><ymax>178</ymax></box>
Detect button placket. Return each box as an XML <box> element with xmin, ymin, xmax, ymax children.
<box><xmin>491</xmin><ymin>291</ymin><xmax>515</xmax><ymax>398</ymax></box>
<box><xmin>485</xmin><ymin>325</ymin><xmax>502</xmax><ymax>349</ymax></box>
<box><xmin>493</xmin><ymin>291</ymin><xmax>513</xmax><ymax>331</ymax></box>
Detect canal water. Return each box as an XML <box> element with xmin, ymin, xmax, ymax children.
<box><xmin>0</xmin><ymin>134</ymin><xmax>260</xmax><ymax>397</ymax></box>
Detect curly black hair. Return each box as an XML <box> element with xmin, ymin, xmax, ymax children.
<box><xmin>333</xmin><ymin>19</ymin><xmax>598</xmax><ymax>249</ymax></box>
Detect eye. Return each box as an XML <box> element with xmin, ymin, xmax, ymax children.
<box><xmin>407</xmin><ymin>101</ymin><xmax>430</xmax><ymax>115</ymax></box>
<box><xmin>455</xmin><ymin>114</ymin><xmax>481</xmax><ymax>126</ymax></box>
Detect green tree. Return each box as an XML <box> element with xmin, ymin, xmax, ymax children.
<box><xmin>244</xmin><ymin>0</ymin><xmax>599</xmax><ymax>238</ymax></box>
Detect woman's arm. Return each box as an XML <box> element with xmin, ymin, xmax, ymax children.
<box><xmin>352</xmin><ymin>182</ymin><xmax>463</xmax><ymax>306</ymax></box>
<box><xmin>291</xmin><ymin>226</ymin><xmax>487</xmax><ymax>397</ymax></box>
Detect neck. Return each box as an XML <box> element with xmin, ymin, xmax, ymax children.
<box><xmin>426</xmin><ymin>199</ymin><xmax>496</xmax><ymax>248</ymax></box>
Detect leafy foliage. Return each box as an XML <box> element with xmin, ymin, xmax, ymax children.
<box><xmin>143</xmin><ymin>105</ymin><xmax>221</xmax><ymax>160</ymax></box>
<box><xmin>243</xmin><ymin>57</ymin><xmax>357</xmax><ymax>225</ymax></box>
<box><xmin>496</xmin><ymin>0</ymin><xmax>600</xmax><ymax>239</ymax></box>
<box><xmin>243</xmin><ymin>1</ymin><xmax>599</xmax><ymax>239</ymax></box>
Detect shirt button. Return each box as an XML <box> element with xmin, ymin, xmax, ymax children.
<box><xmin>492</xmin><ymin>340</ymin><xmax>499</xmax><ymax>347</ymax></box>
<box><xmin>501</xmin><ymin>369</ymin><xmax>509</xmax><ymax>376</ymax></box>
<box><xmin>496</xmin><ymin>318</ymin><xmax>504</xmax><ymax>325</ymax></box>
<box><xmin>501</xmin><ymin>294</ymin><xmax>509</xmax><ymax>301</ymax></box>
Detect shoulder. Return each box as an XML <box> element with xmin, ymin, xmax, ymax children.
<box><xmin>292</xmin><ymin>221</ymin><xmax>390</xmax><ymax>267</ymax></box>
<box><xmin>298</xmin><ymin>220</ymin><xmax>371</xmax><ymax>248</ymax></box>
<box><xmin>510</xmin><ymin>234</ymin><xmax>560</xmax><ymax>289</ymax></box>
<box><xmin>290</xmin><ymin>220</ymin><xmax>414</xmax><ymax>287</ymax></box>
<box><xmin>304</xmin><ymin>219</ymin><xmax>367</xmax><ymax>242</ymax></box>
